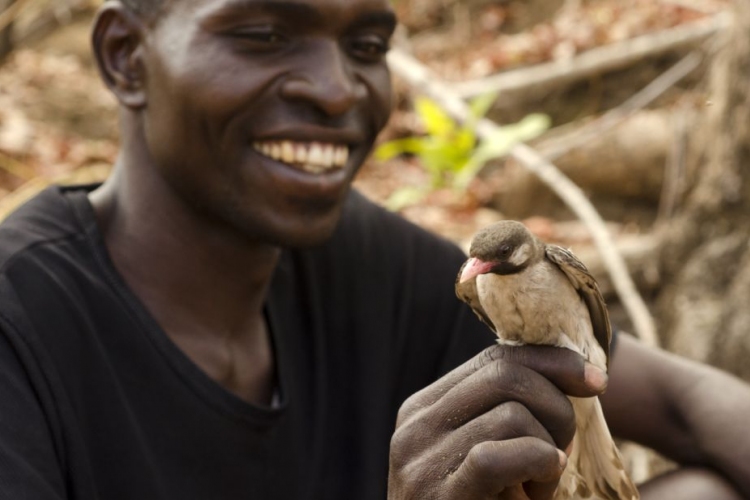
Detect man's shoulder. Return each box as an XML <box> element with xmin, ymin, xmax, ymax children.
<box><xmin>0</xmin><ymin>185</ymin><xmax>89</xmax><ymax>272</ymax></box>
<box><xmin>0</xmin><ymin>184</ymin><xmax>100</xmax><ymax>328</ymax></box>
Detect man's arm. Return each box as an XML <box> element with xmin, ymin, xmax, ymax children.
<box><xmin>601</xmin><ymin>334</ymin><xmax>750</xmax><ymax>498</ymax></box>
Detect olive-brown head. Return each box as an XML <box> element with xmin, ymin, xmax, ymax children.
<box><xmin>459</xmin><ymin>221</ymin><xmax>544</xmax><ymax>283</ymax></box>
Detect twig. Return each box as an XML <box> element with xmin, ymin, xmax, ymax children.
<box><xmin>657</xmin><ymin>104</ymin><xmax>692</xmax><ymax>225</ymax></box>
<box><xmin>0</xmin><ymin>0</ymin><xmax>34</xmax><ymax>34</ymax></box>
<box><xmin>388</xmin><ymin>48</ymin><xmax>660</xmax><ymax>347</ymax></box>
<box><xmin>14</xmin><ymin>0</ymin><xmax>95</xmax><ymax>46</ymax></box>
<box><xmin>0</xmin><ymin>149</ymin><xmax>36</xmax><ymax>180</ymax></box>
<box><xmin>449</xmin><ymin>13</ymin><xmax>730</xmax><ymax>100</ymax></box>
<box><xmin>575</xmin><ymin>235</ymin><xmax>661</xmax><ymax>298</ymax></box>
<box><xmin>542</xmin><ymin>51</ymin><xmax>703</xmax><ymax>161</ymax></box>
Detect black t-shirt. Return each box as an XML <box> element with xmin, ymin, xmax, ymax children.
<box><xmin>0</xmin><ymin>185</ymin><xmax>492</xmax><ymax>499</ymax></box>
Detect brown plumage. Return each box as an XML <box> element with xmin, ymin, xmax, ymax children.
<box><xmin>456</xmin><ymin>220</ymin><xmax>638</xmax><ymax>500</ymax></box>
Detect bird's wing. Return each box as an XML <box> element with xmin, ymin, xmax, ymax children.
<box><xmin>455</xmin><ymin>261</ymin><xmax>497</xmax><ymax>334</ymax></box>
<box><xmin>545</xmin><ymin>244</ymin><xmax>611</xmax><ymax>365</ymax></box>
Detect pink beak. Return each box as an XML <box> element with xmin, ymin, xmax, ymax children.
<box><xmin>459</xmin><ymin>258</ymin><xmax>497</xmax><ymax>283</ymax></box>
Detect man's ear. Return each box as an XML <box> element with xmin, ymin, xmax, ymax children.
<box><xmin>92</xmin><ymin>2</ymin><xmax>148</xmax><ymax>109</ymax></box>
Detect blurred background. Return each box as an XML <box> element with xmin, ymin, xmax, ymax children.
<box><xmin>1</xmin><ymin>0</ymin><xmax>748</xmax><ymax>481</ymax></box>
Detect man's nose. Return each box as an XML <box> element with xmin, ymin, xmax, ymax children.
<box><xmin>280</xmin><ymin>40</ymin><xmax>364</xmax><ymax>116</ymax></box>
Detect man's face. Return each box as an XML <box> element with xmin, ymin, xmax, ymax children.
<box><xmin>139</xmin><ymin>0</ymin><xmax>395</xmax><ymax>247</ymax></box>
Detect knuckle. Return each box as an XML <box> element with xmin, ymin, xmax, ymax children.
<box><xmin>490</xmin><ymin>358</ymin><xmax>526</xmax><ymax>393</ymax></box>
<box><xmin>495</xmin><ymin>401</ymin><xmax>534</xmax><ymax>437</ymax></box>
<box><xmin>389</xmin><ymin>413</ymin><xmax>437</xmax><ymax>470</ymax></box>
<box><xmin>513</xmin><ymin>440</ymin><xmax>561</xmax><ymax>484</ymax></box>
<box><xmin>388</xmin><ymin>457</ymin><xmax>426</xmax><ymax>498</ymax></box>
<box><xmin>389</xmin><ymin>426</ymin><xmax>412</xmax><ymax>469</ymax></box>
<box><xmin>395</xmin><ymin>391</ymin><xmax>428</xmax><ymax>427</ymax></box>
<box><xmin>463</xmin><ymin>441</ymin><xmax>500</xmax><ymax>484</ymax></box>
<box><xmin>394</xmin><ymin>402</ymin><xmax>412</xmax><ymax>428</ymax></box>
<box><xmin>390</xmin><ymin>420</ymin><xmax>415</xmax><ymax>454</ymax></box>
<box><xmin>473</xmin><ymin>343</ymin><xmax>508</xmax><ymax>370</ymax></box>
<box><xmin>532</xmin><ymin>442</ymin><xmax>564</xmax><ymax>480</ymax></box>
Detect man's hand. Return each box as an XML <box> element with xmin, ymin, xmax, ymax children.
<box><xmin>388</xmin><ymin>344</ymin><xmax>608</xmax><ymax>499</ymax></box>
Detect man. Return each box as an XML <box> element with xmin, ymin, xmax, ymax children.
<box><xmin>0</xmin><ymin>0</ymin><xmax>748</xmax><ymax>498</ymax></box>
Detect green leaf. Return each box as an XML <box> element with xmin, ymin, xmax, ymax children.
<box><xmin>478</xmin><ymin>113</ymin><xmax>551</xmax><ymax>158</ymax></box>
<box><xmin>453</xmin><ymin>114</ymin><xmax>551</xmax><ymax>189</ymax></box>
<box><xmin>415</xmin><ymin>97</ymin><xmax>455</xmax><ymax>137</ymax></box>
<box><xmin>377</xmin><ymin>95</ymin><xmax>550</xmax><ymax>198</ymax></box>
<box><xmin>373</xmin><ymin>137</ymin><xmax>427</xmax><ymax>161</ymax></box>
<box><xmin>468</xmin><ymin>92</ymin><xmax>499</xmax><ymax>121</ymax></box>
<box><xmin>453</xmin><ymin>128</ymin><xmax>477</xmax><ymax>156</ymax></box>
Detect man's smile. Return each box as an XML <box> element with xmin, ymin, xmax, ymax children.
<box><xmin>252</xmin><ymin>140</ymin><xmax>349</xmax><ymax>174</ymax></box>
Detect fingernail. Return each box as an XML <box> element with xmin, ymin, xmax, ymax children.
<box><xmin>584</xmin><ymin>362</ymin><xmax>608</xmax><ymax>392</ymax></box>
<box><xmin>557</xmin><ymin>449</ymin><xmax>568</xmax><ymax>470</ymax></box>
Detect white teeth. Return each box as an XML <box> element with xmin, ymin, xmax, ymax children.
<box><xmin>308</xmin><ymin>143</ymin><xmax>324</xmax><ymax>165</ymax></box>
<box><xmin>295</xmin><ymin>143</ymin><xmax>307</xmax><ymax>164</ymax></box>
<box><xmin>271</xmin><ymin>142</ymin><xmax>281</xmax><ymax>161</ymax></box>
<box><xmin>334</xmin><ymin>146</ymin><xmax>348</xmax><ymax>167</ymax></box>
<box><xmin>281</xmin><ymin>141</ymin><xmax>295</xmax><ymax>164</ymax></box>
<box><xmin>253</xmin><ymin>140</ymin><xmax>349</xmax><ymax>173</ymax></box>
<box><xmin>321</xmin><ymin>144</ymin><xmax>334</xmax><ymax>167</ymax></box>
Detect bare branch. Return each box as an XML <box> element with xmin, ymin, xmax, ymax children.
<box><xmin>448</xmin><ymin>13</ymin><xmax>730</xmax><ymax>101</ymax></box>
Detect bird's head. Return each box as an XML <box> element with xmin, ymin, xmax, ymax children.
<box><xmin>459</xmin><ymin>221</ymin><xmax>541</xmax><ymax>283</ymax></box>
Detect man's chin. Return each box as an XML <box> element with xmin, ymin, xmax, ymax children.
<box><xmin>277</xmin><ymin>220</ymin><xmax>341</xmax><ymax>249</ymax></box>
<box><xmin>278</xmin><ymin>196</ymin><xmax>349</xmax><ymax>248</ymax></box>
<box><xmin>247</xmin><ymin>205</ymin><xmax>345</xmax><ymax>249</ymax></box>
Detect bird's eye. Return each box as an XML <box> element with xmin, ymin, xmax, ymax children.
<box><xmin>499</xmin><ymin>245</ymin><xmax>512</xmax><ymax>258</ymax></box>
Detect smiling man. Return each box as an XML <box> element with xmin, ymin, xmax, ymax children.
<box><xmin>0</xmin><ymin>0</ymin><xmax>749</xmax><ymax>499</ymax></box>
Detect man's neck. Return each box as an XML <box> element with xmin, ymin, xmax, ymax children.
<box><xmin>88</xmin><ymin>154</ymin><xmax>280</xmax><ymax>405</ymax></box>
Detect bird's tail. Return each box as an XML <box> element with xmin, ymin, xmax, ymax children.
<box><xmin>555</xmin><ymin>397</ymin><xmax>639</xmax><ymax>500</ymax></box>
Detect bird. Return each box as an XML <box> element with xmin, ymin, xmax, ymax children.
<box><xmin>455</xmin><ymin>220</ymin><xmax>638</xmax><ymax>500</ymax></box>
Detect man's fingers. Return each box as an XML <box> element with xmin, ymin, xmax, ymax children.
<box><xmin>489</xmin><ymin>344</ymin><xmax>607</xmax><ymax>397</ymax></box>
<box><xmin>397</xmin><ymin>343</ymin><xmax>601</xmax><ymax>426</ymax></box>
<box><xmin>445</xmin><ymin>401</ymin><xmax>556</xmax><ymax>449</ymax></box>
<box><xmin>395</xmin><ymin>344</ymin><xmax>507</xmax><ymax>424</ymax></box>
<box><xmin>424</xmin><ymin>401</ymin><xmax>559</xmax><ymax>481</ymax></box>
<box><xmin>444</xmin><ymin>437</ymin><xmax>565</xmax><ymax>499</ymax></box>
<box><xmin>434</xmin><ymin>361</ymin><xmax>576</xmax><ymax>449</ymax></box>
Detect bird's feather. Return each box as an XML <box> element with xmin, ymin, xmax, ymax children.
<box><xmin>545</xmin><ymin>245</ymin><xmax>612</xmax><ymax>367</ymax></box>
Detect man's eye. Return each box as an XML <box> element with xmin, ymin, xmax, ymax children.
<box><xmin>349</xmin><ymin>35</ymin><xmax>390</xmax><ymax>61</ymax></box>
<box><xmin>227</xmin><ymin>28</ymin><xmax>287</xmax><ymax>46</ymax></box>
